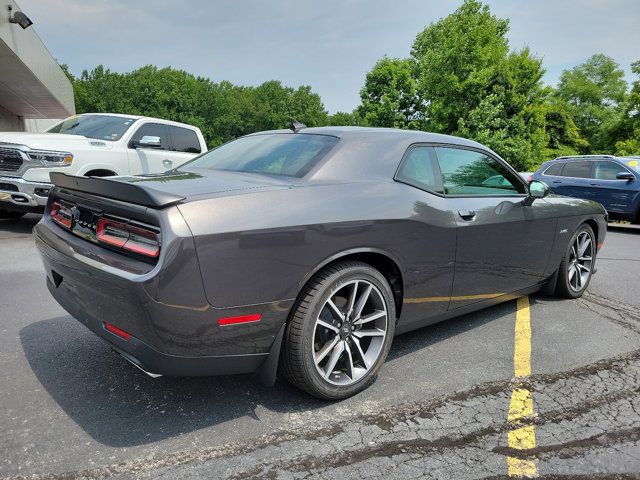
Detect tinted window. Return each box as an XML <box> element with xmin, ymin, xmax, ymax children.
<box><xmin>396</xmin><ymin>146</ymin><xmax>442</xmax><ymax>193</ymax></box>
<box><xmin>434</xmin><ymin>147</ymin><xmax>525</xmax><ymax>195</ymax></box>
<box><xmin>47</xmin><ymin>114</ymin><xmax>136</xmax><ymax>141</ymax></box>
<box><xmin>594</xmin><ymin>161</ymin><xmax>629</xmax><ymax>180</ymax></box>
<box><xmin>182</xmin><ymin>134</ymin><xmax>338</xmax><ymax>178</ymax></box>
<box><xmin>128</xmin><ymin>123</ymin><xmax>169</xmax><ymax>150</ymax></box>
<box><xmin>169</xmin><ymin>126</ymin><xmax>201</xmax><ymax>153</ymax></box>
<box><xmin>562</xmin><ymin>161</ymin><xmax>592</xmax><ymax>178</ymax></box>
<box><xmin>544</xmin><ymin>163</ymin><xmax>564</xmax><ymax>176</ymax></box>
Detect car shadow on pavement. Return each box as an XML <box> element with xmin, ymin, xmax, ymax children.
<box><xmin>606</xmin><ymin>223</ymin><xmax>640</xmax><ymax>235</ymax></box>
<box><xmin>20</xmin><ymin>300</ymin><xmax>515</xmax><ymax>449</ymax></box>
<box><xmin>0</xmin><ymin>214</ymin><xmax>41</xmax><ymax>235</ymax></box>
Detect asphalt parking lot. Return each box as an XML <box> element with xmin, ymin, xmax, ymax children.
<box><xmin>1</xmin><ymin>215</ymin><xmax>639</xmax><ymax>480</ymax></box>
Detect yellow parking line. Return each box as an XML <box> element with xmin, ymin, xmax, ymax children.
<box><xmin>513</xmin><ymin>296</ymin><xmax>532</xmax><ymax>377</ymax></box>
<box><xmin>507</xmin><ymin>295</ymin><xmax>537</xmax><ymax>477</ymax></box>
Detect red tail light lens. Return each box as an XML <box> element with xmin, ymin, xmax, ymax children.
<box><xmin>103</xmin><ymin>322</ymin><xmax>132</xmax><ymax>341</ymax></box>
<box><xmin>96</xmin><ymin>218</ymin><xmax>160</xmax><ymax>258</ymax></box>
<box><xmin>527</xmin><ymin>174</ymin><xmax>533</xmax><ymax>182</ymax></box>
<box><xmin>50</xmin><ymin>201</ymin><xmax>72</xmax><ymax>229</ymax></box>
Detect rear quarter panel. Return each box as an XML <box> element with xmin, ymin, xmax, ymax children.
<box><xmin>177</xmin><ymin>180</ymin><xmax>457</xmax><ymax>325</ymax></box>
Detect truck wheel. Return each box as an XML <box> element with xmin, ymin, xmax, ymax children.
<box><xmin>282</xmin><ymin>261</ymin><xmax>395</xmax><ymax>400</ymax></box>
<box><xmin>0</xmin><ymin>210</ymin><xmax>26</xmax><ymax>219</ymax></box>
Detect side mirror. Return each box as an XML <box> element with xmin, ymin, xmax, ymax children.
<box><xmin>616</xmin><ymin>171</ymin><xmax>635</xmax><ymax>181</ymax></box>
<box><xmin>523</xmin><ymin>180</ymin><xmax>550</xmax><ymax>206</ymax></box>
<box><xmin>132</xmin><ymin>135</ymin><xmax>162</xmax><ymax>149</ymax></box>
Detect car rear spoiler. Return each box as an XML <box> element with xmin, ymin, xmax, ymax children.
<box><xmin>50</xmin><ymin>173</ymin><xmax>185</xmax><ymax>208</ymax></box>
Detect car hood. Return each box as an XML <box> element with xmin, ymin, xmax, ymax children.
<box><xmin>112</xmin><ymin>168</ymin><xmax>300</xmax><ymax>200</ymax></box>
<box><xmin>0</xmin><ymin>132</ymin><xmax>108</xmax><ymax>151</ymax></box>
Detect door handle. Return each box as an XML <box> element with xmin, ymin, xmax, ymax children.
<box><xmin>163</xmin><ymin>159</ymin><xmax>173</xmax><ymax>167</ymax></box>
<box><xmin>458</xmin><ymin>209</ymin><xmax>476</xmax><ymax>220</ymax></box>
<box><xmin>589</xmin><ymin>183</ymin><xmax>600</xmax><ymax>186</ymax></box>
<box><xmin>552</xmin><ymin>180</ymin><xmax>562</xmax><ymax>184</ymax></box>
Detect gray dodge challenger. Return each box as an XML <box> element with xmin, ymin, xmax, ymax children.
<box><xmin>34</xmin><ymin>126</ymin><xmax>607</xmax><ymax>399</ymax></box>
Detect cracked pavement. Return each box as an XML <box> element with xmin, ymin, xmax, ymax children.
<box><xmin>1</xmin><ymin>218</ymin><xmax>639</xmax><ymax>479</ymax></box>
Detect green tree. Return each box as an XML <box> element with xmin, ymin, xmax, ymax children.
<box><xmin>410</xmin><ymin>0</ymin><xmax>549</xmax><ymax>170</ymax></box>
<box><xmin>615</xmin><ymin>60</ymin><xmax>640</xmax><ymax>156</ymax></box>
<box><xmin>411</xmin><ymin>0</ymin><xmax>510</xmax><ymax>133</ymax></box>
<box><xmin>541</xmin><ymin>96</ymin><xmax>588</xmax><ymax>160</ymax></box>
<box><xmin>556</xmin><ymin>54</ymin><xmax>628</xmax><ymax>153</ymax></box>
<box><xmin>67</xmin><ymin>65</ymin><xmax>329</xmax><ymax>148</ymax></box>
<box><xmin>327</xmin><ymin>111</ymin><xmax>361</xmax><ymax>126</ymax></box>
<box><xmin>357</xmin><ymin>57</ymin><xmax>421</xmax><ymax>129</ymax></box>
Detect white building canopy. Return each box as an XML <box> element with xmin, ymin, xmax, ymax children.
<box><xmin>0</xmin><ymin>1</ymin><xmax>75</xmax><ymax>120</ymax></box>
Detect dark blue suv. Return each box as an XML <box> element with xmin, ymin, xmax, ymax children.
<box><xmin>532</xmin><ymin>155</ymin><xmax>640</xmax><ymax>223</ymax></box>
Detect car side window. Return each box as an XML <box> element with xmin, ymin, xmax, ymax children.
<box><xmin>594</xmin><ymin>161</ymin><xmax>629</xmax><ymax>180</ymax></box>
<box><xmin>169</xmin><ymin>126</ymin><xmax>201</xmax><ymax>154</ymax></box>
<box><xmin>561</xmin><ymin>161</ymin><xmax>591</xmax><ymax>178</ymax></box>
<box><xmin>396</xmin><ymin>146</ymin><xmax>443</xmax><ymax>193</ymax></box>
<box><xmin>543</xmin><ymin>163</ymin><xmax>564</xmax><ymax>176</ymax></box>
<box><xmin>128</xmin><ymin>123</ymin><xmax>169</xmax><ymax>150</ymax></box>
<box><xmin>434</xmin><ymin>147</ymin><xmax>525</xmax><ymax>195</ymax></box>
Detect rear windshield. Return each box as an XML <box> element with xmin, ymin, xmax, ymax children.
<box><xmin>182</xmin><ymin>133</ymin><xmax>339</xmax><ymax>178</ymax></box>
<box><xmin>46</xmin><ymin>114</ymin><xmax>136</xmax><ymax>141</ymax></box>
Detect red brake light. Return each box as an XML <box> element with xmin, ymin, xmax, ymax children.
<box><xmin>50</xmin><ymin>201</ymin><xmax>72</xmax><ymax>229</ymax></box>
<box><xmin>527</xmin><ymin>174</ymin><xmax>533</xmax><ymax>182</ymax></box>
<box><xmin>96</xmin><ymin>218</ymin><xmax>160</xmax><ymax>258</ymax></box>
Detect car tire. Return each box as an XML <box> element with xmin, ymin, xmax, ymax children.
<box><xmin>281</xmin><ymin>261</ymin><xmax>396</xmax><ymax>400</ymax></box>
<box><xmin>0</xmin><ymin>210</ymin><xmax>26</xmax><ymax>220</ymax></box>
<box><xmin>555</xmin><ymin>223</ymin><xmax>596</xmax><ymax>299</ymax></box>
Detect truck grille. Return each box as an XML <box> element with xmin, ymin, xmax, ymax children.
<box><xmin>0</xmin><ymin>148</ymin><xmax>23</xmax><ymax>172</ymax></box>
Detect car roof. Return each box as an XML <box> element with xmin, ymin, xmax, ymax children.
<box><xmin>247</xmin><ymin>126</ymin><xmax>487</xmax><ymax>149</ymax></box>
<box><xmin>79</xmin><ymin>112</ymin><xmax>143</xmax><ymax>120</ymax></box>
<box><xmin>242</xmin><ymin>126</ymin><xmax>512</xmax><ymax>182</ymax></box>
<box><xmin>77</xmin><ymin>113</ymin><xmax>200</xmax><ymax>130</ymax></box>
<box><xmin>549</xmin><ymin>155</ymin><xmax>624</xmax><ymax>163</ymax></box>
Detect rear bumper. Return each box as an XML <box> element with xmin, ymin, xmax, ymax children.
<box><xmin>34</xmin><ymin>214</ymin><xmax>292</xmax><ymax>377</ymax></box>
<box><xmin>0</xmin><ymin>176</ymin><xmax>50</xmax><ymax>211</ymax></box>
<box><xmin>45</xmin><ymin>275</ymin><xmax>268</xmax><ymax>376</ymax></box>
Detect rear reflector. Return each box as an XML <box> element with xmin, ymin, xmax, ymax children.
<box><xmin>97</xmin><ymin>218</ymin><xmax>160</xmax><ymax>258</ymax></box>
<box><xmin>218</xmin><ymin>314</ymin><xmax>262</xmax><ymax>326</ymax></box>
<box><xmin>103</xmin><ymin>322</ymin><xmax>132</xmax><ymax>341</ymax></box>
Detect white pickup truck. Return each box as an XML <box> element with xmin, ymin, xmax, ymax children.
<box><xmin>0</xmin><ymin>113</ymin><xmax>207</xmax><ymax>218</ymax></box>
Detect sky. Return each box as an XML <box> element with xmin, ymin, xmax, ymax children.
<box><xmin>18</xmin><ymin>0</ymin><xmax>640</xmax><ymax>113</ymax></box>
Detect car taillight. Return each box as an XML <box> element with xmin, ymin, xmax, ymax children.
<box><xmin>96</xmin><ymin>218</ymin><xmax>160</xmax><ymax>258</ymax></box>
<box><xmin>50</xmin><ymin>201</ymin><xmax>72</xmax><ymax>229</ymax></box>
<box><xmin>527</xmin><ymin>174</ymin><xmax>533</xmax><ymax>182</ymax></box>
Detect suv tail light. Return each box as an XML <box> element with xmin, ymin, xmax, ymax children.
<box><xmin>50</xmin><ymin>201</ymin><xmax>72</xmax><ymax>229</ymax></box>
<box><xmin>97</xmin><ymin>218</ymin><xmax>160</xmax><ymax>258</ymax></box>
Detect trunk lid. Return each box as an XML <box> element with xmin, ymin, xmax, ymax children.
<box><xmin>51</xmin><ymin>169</ymin><xmax>297</xmax><ymax>208</ymax></box>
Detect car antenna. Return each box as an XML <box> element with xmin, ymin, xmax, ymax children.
<box><xmin>290</xmin><ymin>118</ymin><xmax>307</xmax><ymax>133</ymax></box>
